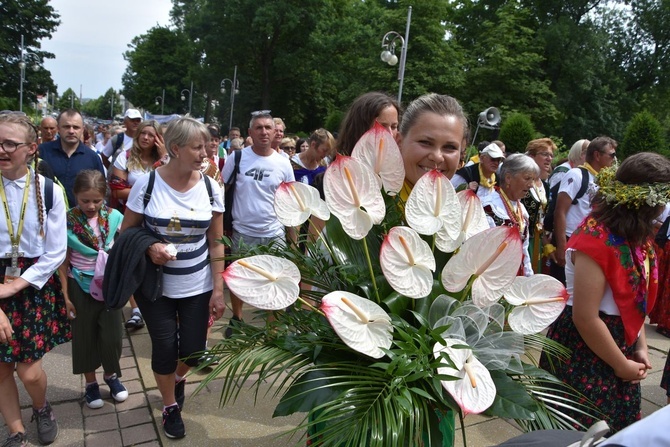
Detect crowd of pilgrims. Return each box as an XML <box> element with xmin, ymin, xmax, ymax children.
<box><xmin>0</xmin><ymin>90</ymin><xmax>669</xmax><ymax>444</ymax></box>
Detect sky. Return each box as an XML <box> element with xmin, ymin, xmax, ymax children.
<box><xmin>40</xmin><ymin>0</ymin><xmax>173</xmax><ymax>100</ymax></box>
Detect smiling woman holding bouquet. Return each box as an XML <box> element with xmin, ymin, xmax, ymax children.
<box><xmin>540</xmin><ymin>152</ymin><xmax>670</xmax><ymax>433</ymax></box>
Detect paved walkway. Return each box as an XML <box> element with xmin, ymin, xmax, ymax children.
<box><xmin>2</xmin><ymin>305</ymin><xmax>669</xmax><ymax>446</ymax></box>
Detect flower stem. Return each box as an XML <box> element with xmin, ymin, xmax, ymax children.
<box><xmin>298</xmin><ymin>297</ymin><xmax>325</xmax><ymax>316</ymax></box>
<box><xmin>458</xmin><ymin>409</ymin><xmax>468</xmax><ymax>447</ymax></box>
<box><xmin>308</xmin><ymin>217</ymin><xmax>336</xmax><ymax>262</ymax></box>
<box><xmin>362</xmin><ymin>237</ymin><xmax>381</xmax><ymax>303</ymax></box>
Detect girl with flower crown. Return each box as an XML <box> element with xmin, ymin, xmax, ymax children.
<box><xmin>0</xmin><ymin>112</ymin><xmax>69</xmax><ymax>446</ymax></box>
<box><xmin>540</xmin><ymin>152</ymin><xmax>670</xmax><ymax>433</ymax></box>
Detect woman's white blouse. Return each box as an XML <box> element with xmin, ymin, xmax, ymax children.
<box><xmin>0</xmin><ymin>172</ymin><xmax>67</xmax><ymax>289</ymax></box>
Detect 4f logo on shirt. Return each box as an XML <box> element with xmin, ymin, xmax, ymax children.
<box><xmin>245</xmin><ymin>168</ymin><xmax>271</xmax><ymax>181</ymax></box>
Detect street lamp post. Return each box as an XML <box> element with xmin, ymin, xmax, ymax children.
<box><xmin>119</xmin><ymin>94</ymin><xmax>125</xmax><ymax>114</ymax></box>
<box><xmin>110</xmin><ymin>92</ymin><xmax>115</xmax><ymax>119</ymax></box>
<box><xmin>380</xmin><ymin>6</ymin><xmax>412</xmax><ymax>104</ymax></box>
<box><xmin>18</xmin><ymin>35</ymin><xmax>40</xmax><ymax>113</ymax></box>
<box><xmin>181</xmin><ymin>81</ymin><xmax>194</xmax><ymax>115</ymax></box>
<box><xmin>154</xmin><ymin>89</ymin><xmax>165</xmax><ymax>115</ymax></box>
<box><xmin>220</xmin><ymin>65</ymin><xmax>239</xmax><ymax>131</ymax></box>
<box><xmin>69</xmin><ymin>93</ymin><xmax>74</xmax><ymax>109</ymax></box>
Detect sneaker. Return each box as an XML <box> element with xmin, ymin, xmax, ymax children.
<box><xmin>224</xmin><ymin>316</ymin><xmax>242</xmax><ymax>339</ymax></box>
<box><xmin>162</xmin><ymin>404</ymin><xmax>185</xmax><ymax>439</ymax></box>
<box><xmin>104</xmin><ymin>374</ymin><xmax>129</xmax><ymax>402</ymax></box>
<box><xmin>198</xmin><ymin>351</ymin><xmax>219</xmax><ymax>367</ymax></box>
<box><xmin>1</xmin><ymin>432</ymin><xmax>26</xmax><ymax>447</ymax></box>
<box><xmin>125</xmin><ymin>312</ymin><xmax>145</xmax><ymax>329</ymax></box>
<box><xmin>31</xmin><ymin>401</ymin><xmax>58</xmax><ymax>445</ymax></box>
<box><xmin>84</xmin><ymin>383</ymin><xmax>104</xmax><ymax>409</ymax></box>
<box><xmin>175</xmin><ymin>379</ymin><xmax>186</xmax><ymax>411</ymax></box>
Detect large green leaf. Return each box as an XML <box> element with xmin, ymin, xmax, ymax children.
<box><xmin>274</xmin><ymin>369</ymin><xmax>346</xmax><ymax>416</ymax></box>
<box><xmin>485</xmin><ymin>370</ymin><xmax>539</xmax><ymax>420</ymax></box>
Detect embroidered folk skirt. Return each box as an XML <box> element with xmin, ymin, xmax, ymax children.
<box><xmin>539</xmin><ymin>306</ymin><xmax>641</xmax><ymax>433</ymax></box>
<box><xmin>0</xmin><ymin>257</ymin><xmax>71</xmax><ymax>363</ymax></box>
<box><xmin>650</xmin><ymin>239</ymin><xmax>670</xmax><ymax>336</ymax></box>
<box><xmin>662</xmin><ymin>353</ymin><xmax>670</xmax><ymax>397</ymax></box>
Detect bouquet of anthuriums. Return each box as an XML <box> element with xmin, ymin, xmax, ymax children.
<box><xmin>204</xmin><ymin>124</ymin><xmax>598</xmax><ymax>447</ymax></box>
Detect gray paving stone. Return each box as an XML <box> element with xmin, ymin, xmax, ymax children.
<box><xmin>120</xmin><ymin>423</ymin><xmax>158</xmax><ymax>446</ymax></box>
<box><xmin>85</xmin><ymin>413</ymin><xmax>120</xmax><ymax>433</ymax></box>
<box><xmin>85</xmin><ymin>429</ymin><xmax>123</xmax><ymax>447</ymax></box>
<box><xmin>118</xmin><ymin>407</ymin><xmax>153</xmax><ymax>429</ymax></box>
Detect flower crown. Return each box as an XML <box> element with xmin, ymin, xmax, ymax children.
<box><xmin>596</xmin><ymin>165</ymin><xmax>670</xmax><ymax>208</ymax></box>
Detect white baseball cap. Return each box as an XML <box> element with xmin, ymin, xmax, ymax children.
<box><xmin>480</xmin><ymin>143</ymin><xmax>505</xmax><ymax>159</ymax></box>
<box><xmin>123</xmin><ymin>109</ymin><xmax>142</xmax><ymax>120</ymax></box>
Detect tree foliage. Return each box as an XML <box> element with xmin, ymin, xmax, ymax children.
<box><xmin>498</xmin><ymin>113</ymin><xmax>536</xmax><ymax>154</ymax></box>
<box><xmin>0</xmin><ymin>0</ymin><xmax>59</xmax><ymax>109</ymax></box>
<box><xmin>620</xmin><ymin>110</ymin><xmax>668</xmax><ymax>159</ymax></box>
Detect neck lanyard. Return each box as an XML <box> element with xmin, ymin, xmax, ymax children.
<box><xmin>499</xmin><ymin>187</ymin><xmax>525</xmax><ymax>235</ymax></box>
<box><xmin>581</xmin><ymin>162</ymin><xmax>598</xmax><ymax>177</ymax></box>
<box><xmin>478</xmin><ymin>163</ymin><xmax>496</xmax><ymax>189</ymax></box>
<box><xmin>0</xmin><ymin>170</ymin><xmax>31</xmax><ymax>247</ymax></box>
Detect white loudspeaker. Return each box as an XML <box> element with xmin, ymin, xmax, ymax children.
<box><xmin>478</xmin><ymin>107</ymin><xmax>501</xmax><ymax>128</ymax></box>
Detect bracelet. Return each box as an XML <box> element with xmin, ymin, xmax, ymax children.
<box><xmin>543</xmin><ymin>243</ymin><xmax>556</xmax><ymax>257</ymax></box>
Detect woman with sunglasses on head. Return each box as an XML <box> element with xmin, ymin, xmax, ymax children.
<box><xmin>0</xmin><ymin>113</ymin><xmax>69</xmax><ymax>446</ymax></box>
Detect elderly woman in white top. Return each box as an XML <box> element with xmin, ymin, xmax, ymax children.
<box><xmin>481</xmin><ymin>153</ymin><xmax>539</xmax><ymax>276</ymax></box>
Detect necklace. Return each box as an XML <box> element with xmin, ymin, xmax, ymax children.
<box><xmin>532</xmin><ymin>181</ymin><xmax>547</xmax><ymax>206</ymax></box>
<box><xmin>498</xmin><ymin>187</ymin><xmax>525</xmax><ymax>235</ymax></box>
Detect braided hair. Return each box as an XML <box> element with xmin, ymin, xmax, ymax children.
<box><xmin>0</xmin><ymin>113</ymin><xmax>46</xmax><ymax>237</ymax></box>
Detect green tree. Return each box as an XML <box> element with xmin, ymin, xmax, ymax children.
<box><xmin>620</xmin><ymin>110</ymin><xmax>668</xmax><ymax>159</ymax></box>
<box><xmin>57</xmin><ymin>88</ymin><xmax>79</xmax><ymax>111</ymax></box>
<box><xmin>81</xmin><ymin>88</ymin><xmax>122</xmax><ymax>119</ymax></box>
<box><xmin>122</xmin><ymin>26</ymin><xmax>199</xmax><ymax>116</ymax></box>
<box><xmin>0</xmin><ymin>0</ymin><xmax>60</xmax><ymax>109</ymax></box>
<box><xmin>498</xmin><ymin>113</ymin><xmax>536</xmax><ymax>154</ymax></box>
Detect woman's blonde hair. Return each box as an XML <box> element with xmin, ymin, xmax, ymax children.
<box><xmin>0</xmin><ymin>113</ymin><xmax>46</xmax><ymax>237</ymax></box>
<box><xmin>127</xmin><ymin>120</ymin><xmax>163</xmax><ymax>171</ymax></box>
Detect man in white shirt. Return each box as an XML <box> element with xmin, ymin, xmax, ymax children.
<box><xmin>101</xmin><ymin>109</ymin><xmax>142</xmax><ymax>168</ymax></box>
<box><xmin>550</xmin><ymin>136</ymin><xmax>617</xmax><ymax>283</ymax></box>
<box><xmin>221</xmin><ymin>111</ymin><xmax>296</xmax><ymax>335</ymax></box>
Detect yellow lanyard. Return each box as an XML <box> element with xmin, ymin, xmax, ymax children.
<box><xmin>478</xmin><ymin>163</ymin><xmax>496</xmax><ymax>188</ymax></box>
<box><xmin>581</xmin><ymin>162</ymin><xmax>598</xmax><ymax>177</ymax></box>
<box><xmin>0</xmin><ymin>170</ymin><xmax>31</xmax><ymax>248</ymax></box>
<box><xmin>499</xmin><ymin>188</ymin><xmax>525</xmax><ymax>235</ymax></box>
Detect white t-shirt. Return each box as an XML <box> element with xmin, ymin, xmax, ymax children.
<box><xmin>451</xmin><ymin>173</ymin><xmax>495</xmax><ymax>202</ymax></box>
<box><xmin>102</xmin><ymin>133</ymin><xmax>133</xmax><ymax>158</ymax></box>
<box><xmin>548</xmin><ymin>161</ymin><xmax>571</xmax><ymax>190</ymax></box>
<box><xmin>557</xmin><ymin>167</ymin><xmax>597</xmax><ymax>237</ymax></box>
<box><xmin>126</xmin><ymin>171</ymin><xmax>224</xmax><ymax>299</ymax></box>
<box><xmin>221</xmin><ymin>146</ymin><xmax>295</xmax><ymax>238</ymax></box>
<box><xmin>481</xmin><ymin>192</ymin><xmax>533</xmax><ymax>276</ymax></box>
<box><xmin>565</xmin><ymin>248</ymin><xmax>618</xmax><ymax>315</ymax></box>
<box><xmin>113</xmin><ymin>150</ymin><xmax>151</xmax><ymax>186</ymax></box>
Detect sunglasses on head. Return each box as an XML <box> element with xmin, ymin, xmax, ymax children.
<box><xmin>251</xmin><ymin>110</ymin><xmax>271</xmax><ymax>116</ymax></box>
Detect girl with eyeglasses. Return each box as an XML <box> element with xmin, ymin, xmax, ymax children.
<box><xmin>0</xmin><ymin>113</ymin><xmax>69</xmax><ymax>446</ymax></box>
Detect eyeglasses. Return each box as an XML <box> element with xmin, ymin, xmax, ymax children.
<box><xmin>600</xmin><ymin>151</ymin><xmax>617</xmax><ymax>158</ymax></box>
<box><xmin>537</xmin><ymin>152</ymin><xmax>554</xmax><ymax>159</ymax></box>
<box><xmin>251</xmin><ymin>110</ymin><xmax>271</xmax><ymax>116</ymax></box>
<box><xmin>0</xmin><ymin>141</ymin><xmax>30</xmax><ymax>153</ymax></box>
<box><xmin>281</xmin><ymin>146</ymin><xmax>296</xmax><ymax>151</ymax></box>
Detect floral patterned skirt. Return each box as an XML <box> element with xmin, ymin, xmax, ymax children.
<box><xmin>650</xmin><ymin>239</ymin><xmax>670</xmax><ymax>334</ymax></box>
<box><xmin>539</xmin><ymin>306</ymin><xmax>641</xmax><ymax>433</ymax></box>
<box><xmin>0</xmin><ymin>257</ymin><xmax>71</xmax><ymax>363</ymax></box>
<box><xmin>662</xmin><ymin>353</ymin><xmax>670</xmax><ymax>396</ymax></box>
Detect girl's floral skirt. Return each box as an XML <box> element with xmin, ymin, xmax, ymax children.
<box><xmin>539</xmin><ymin>306</ymin><xmax>641</xmax><ymax>433</ymax></box>
<box><xmin>0</xmin><ymin>257</ymin><xmax>71</xmax><ymax>363</ymax></box>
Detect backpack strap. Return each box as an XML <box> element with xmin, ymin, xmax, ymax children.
<box><xmin>44</xmin><ymin>177</ymin><xmax>53</xmax><ymax>215</ymax></box>
<box><xmin>113</xmin><ymin>133</ymin><xmax>125</xmax><ymax>151</ymax></box>
<box><xmin>202</xmin><ymin>172</ymin><xmax>214</xmax><ymax>205</ymax></box>
<box><xmin>143</xmin><ymin>170</ymin><xmax>156</xmax><ymax>210</ymax></box>
<box><xmin>225</xmin><ymin>150</ymin><xmax>242</xmax><ymax>187</ymax></box>
<box><xmin>573</xmin><ymin>167</ymin><xmax>590</xmax><ymax>204</ymax></box>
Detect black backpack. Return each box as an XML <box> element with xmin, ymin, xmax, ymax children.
<box><xmin>544</xmin><ymin>167</ymin><xmax>589</xmax><ymax>233</ymax></box>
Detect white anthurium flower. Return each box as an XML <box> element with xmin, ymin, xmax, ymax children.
<box><xmin>504</xmin><ymin>274</ymin><xmax>568</xmax><ymax>335</ymax></box>
<box><xmin>222</xmin><ymin>255</ymin><xmax>300</xmax><ymax>310</ymax></box>
<box><xmin>433</xmin><ymin>339</ymin><xmax>496</xmax><ymax>415</ymax></box>
<box><xmin>351</xmin><ymin>121</ymin><xmax>405</xmax><ymax>195</ymax></box>
<box><xmin>441</xmin><ymin>226</ymin><xmax>523</xmax><ymax>308</ymax></box>
<box><xmin>380</xmin><ymin>226</ymin><xmax>436</xmax><ymax>299</ymax></box>
<box><xmin>436</xmin><ymin>190</ymin><xmax>490</xmax><ymax>253</ymax></box>
<box><xmin>274</xmin><ymin>181</ymin><xmax>330</xmax><ymax>227</ymax></box>
<box><xmin>321</xmin><ymin>291</ymin><xmax>393</xmax><ymax>359</ymax></box>
<box><xmin>323</xmin><ymin>155</ymin><xmax>386</xmax><ymax>240</ymax></box>
<box><xmin>405</xmin><ymin>169</ymin><xmax>462</xmax><ymax>241</ymax></box>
